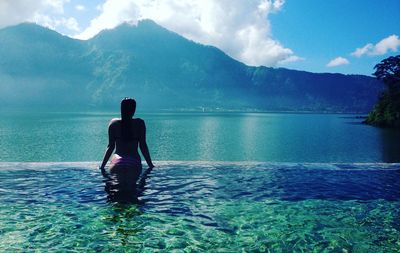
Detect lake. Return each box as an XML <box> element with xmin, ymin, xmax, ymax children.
<box><xmin>0</xmin><ymin>112</ymin><xmax>400</xmax><ymax>252</ymax></box>
<box><xmin>0</xmin><ymin>111</ymin><xmax>399</xmax><ymax>162</ymax></box>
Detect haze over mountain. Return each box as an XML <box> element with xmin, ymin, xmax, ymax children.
<box><xmin>0</xmin><ymin>20</ymin><xmax>383</xmax><ymax>112</ymax></box>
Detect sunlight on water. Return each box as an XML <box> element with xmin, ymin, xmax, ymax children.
<box><xmin>0</xmin><ymin>162</ymin><xmax>399</xmax><ymax>252</ymax></box>
<box><xmin>1</xmin><ymin>112</ymin><xmax>400</xmax><ymax>162</ymax></box>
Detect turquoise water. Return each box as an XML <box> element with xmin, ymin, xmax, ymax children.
<box><xmin>0</xmin><ymin>162</ymin><xmax>399</xmax><ymax>252</ymax></box>
<box><xmin>0</xmin><ymin>112</ymin><xmax>399</xmax><ymax>162</ymax></box>
<box><xmin>1</xmin><ymin>112</ymin><xmax>400</xmax><ymax>251</ymax></box>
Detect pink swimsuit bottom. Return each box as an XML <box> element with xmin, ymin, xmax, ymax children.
<box><xmin>111</xmin><ymin>155</ymin><xmax>142</xmax><ymax>167</ymax></box>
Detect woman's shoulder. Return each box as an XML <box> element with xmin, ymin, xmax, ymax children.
<box><xmin>133</xmin><ymin>118</ymin><xmax>145</xmax><ymax>125</ymax></box>
<box><xmin>108</xmin><ymin>118</ymin><xmax>145</xmax><ymax>127</ymax></box>
<box><xmin>108</xmin><ymin>118</ymin><xmax>121</xmax><ymax>126</ymax></box>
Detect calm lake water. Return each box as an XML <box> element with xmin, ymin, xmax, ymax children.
<box><xmin>1</xmin><ymin>112</ymin><xmax>400</xmax><ymax>252</ymax></box>
<box><xmin>0</xmin><ymin>111</ymin><xmax>399</xmax><ymax>162</ymax></box>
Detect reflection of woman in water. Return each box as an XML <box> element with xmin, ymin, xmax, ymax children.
<box><xmin>99</xmin><ymin>98</ymin><xmax>154</xmax><ymax>200</ymax></box>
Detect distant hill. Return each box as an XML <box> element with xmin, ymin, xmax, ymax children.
<box><xmin>0</xmin><ymin>20</ymin><xmax>383</xmax><ymax>112</ymax></box>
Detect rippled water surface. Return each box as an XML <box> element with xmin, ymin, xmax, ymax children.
<box><xmin>1</xmin><ymin>162</ymin><xmax>399</xmax><ymax>252</ymax></box>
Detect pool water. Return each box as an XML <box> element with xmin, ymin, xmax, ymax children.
<box><xmin>1</xmin><ymin>162</ymin><xmax>399</xmax><ymax>252</ymax></box>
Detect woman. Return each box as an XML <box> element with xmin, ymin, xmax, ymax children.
<box><xmin>99</xmin><ymin>98</ymin><xmax>154</xmax><ymax>192</ymax></box>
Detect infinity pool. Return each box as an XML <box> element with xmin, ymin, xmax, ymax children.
<box><xmin>0</xmin><ymin>162</ymin><xmax>399</xmax><ymax>252</ymax></box>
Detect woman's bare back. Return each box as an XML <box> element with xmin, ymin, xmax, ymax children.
<box><xmin>108</xmin><ymin>118</ymin><xmax>145</xmax><ymax>159</ymax></box>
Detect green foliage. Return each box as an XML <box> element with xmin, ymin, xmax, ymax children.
<box><xmin>365</xmin><ymin>55</ymin><xmax>400</xmax><ymax>128</ymax></box>
<box><xmin>373</xmin><ymin>55</ymin><xmax>400</xmax><ymax>91</ymax></box>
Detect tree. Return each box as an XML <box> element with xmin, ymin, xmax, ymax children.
<box><xmin>365</xmin><ymin>55</ymin><xmax>400</xmax><ymax>128</ymax></box>
<box><xmin>373</xmin><ymin>55</ymin><xmax>400</xmax><ymax>91</ymax></box>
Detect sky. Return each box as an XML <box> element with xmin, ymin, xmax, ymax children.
<box><xmin>0</xmin><ymin>0</ymin><xmax>399</xmax><ymax>75</ymax></box>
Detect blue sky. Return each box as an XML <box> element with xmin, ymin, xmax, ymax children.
<box><xmin>270</xmin><ymin>1</ymin><xmax>400</xmax><ymax>75</ymax></box>
<box><xmin>0</xmin><ymin>0</ymin><xmax>399</xmax><ymax>75</ymax></box>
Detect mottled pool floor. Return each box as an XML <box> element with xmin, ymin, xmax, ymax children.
<box><xmin>0</xmin><ymin>162</ymin><xmax>399</xmax><ymax>252</ymax></box>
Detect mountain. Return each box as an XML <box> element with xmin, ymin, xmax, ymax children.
<box><xmin>0</xmin><ymin>20</ymin><xmax>383</xmax><ymax>112</ymax></box>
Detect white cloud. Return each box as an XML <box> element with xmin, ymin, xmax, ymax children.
<box><xmin>75</xmin><ymin>4</ymin><xmax>85</xmax><ymax>11</ymax></box>
<box><xmin>278</xmin><ymin>55</ymin><xmax>305</xmax><ymax>64</ymax></box>
<box><xmin>0</xmin><ymin>0</ymin><xmax>77</xmax><ymax>32</ymax></box>
<box><xmin>0</xmin><ymin>1</ymin><xmax>42</xmax><ymax>28</ymax></box>
<box><xmin>64</xmin><ymin>17</ymin><xmax>80</xmax><ymax>31</ymax></box>
<box><xmin>33</xmin><ymin>14</ymin><xmax>80</xmax><ymax>32</ymax></box>
<box><xmin>351</xmin><ymin>35</ymin><xmax>400</xmax><ymax>57</ymax></box>
<box><xmin>372</xmin><ymin>35</ymin><xmax>400</xmax><ymax>55</ymax></box>
<box><xmin>272</xmin><ymin>0</ymin><xmax>285</xmax><ymax>12</ymax></box>
<box><xmin>351</xmin><ymin>43</ymin><xmax>373</xmax><ymax>57</ymax></box>
<box><xmin>76</xmin><ymin>0</ymin><xmax>301</xmax><ymax>67</ymax></box>
<box><xmin>43</xmin><ymin>0</ymin><xmax>70</xmax><ymax>14</ymax></box>
<box><xmin>326</xmin><ymin>57</ymin><xmax>349</xmax><ymax>67</ymax></box>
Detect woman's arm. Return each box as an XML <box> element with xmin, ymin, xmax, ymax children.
<box><xmin>99</xmin><ymin>143</ymin><xmax>115</xmax><ymax>170</ymax></box>
<box><xmin>139</xmin><ymin>120</ymin><xmax>154</xmax><ymax>169</ymax></box>
<box><xmin>99</xmin><ymin>120</ymin><xmax>116</xmax><ymax>171</ymax></box>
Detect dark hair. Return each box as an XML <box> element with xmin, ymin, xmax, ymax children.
<box><xmin>120</xmin><ymin>98</ymin><xmax>136</xmax><ymax>140</ymax></box>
